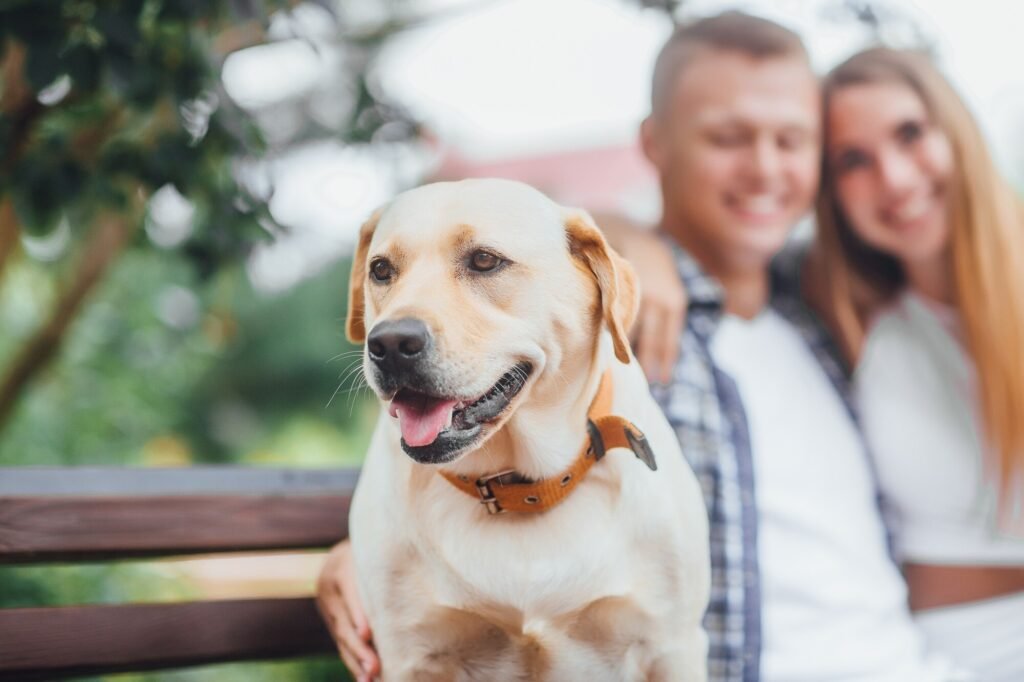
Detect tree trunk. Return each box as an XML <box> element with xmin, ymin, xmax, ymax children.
<box><xmin>0</xmin><ymin>213</ymin><xmax>136</xmax><ymax>432</ymax></box>
<box><xmin>1</xmin><ymin>41</ymin><xmax>46</xmax><ymax>177</ymax></box>
<box><xmin>0</xmin><ymin>199</ymin><xmax>19</xmax><ymax>283</ymax></box>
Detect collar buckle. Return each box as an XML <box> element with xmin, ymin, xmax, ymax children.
<box><xmin>474</xmin><ymin>469</ymin><xmax>517</xmax><ymax>515</ymax></box>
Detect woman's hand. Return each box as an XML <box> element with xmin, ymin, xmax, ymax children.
<box><xmin>316</xmin><ymin>540</ymin><xmax>381</xmax><ymax>682</ymax></box>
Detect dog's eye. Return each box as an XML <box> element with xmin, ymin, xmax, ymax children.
<box><xmin>369</xmin><ymin>258</ymin><xmax>395</xmax><ymax>283</ymax></box>
<box><xmin>469</xmin><ymin>250</ymin><xmax>503</xmax><ymax>273</ymax></box>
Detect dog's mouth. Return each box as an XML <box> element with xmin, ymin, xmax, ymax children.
<box><xmin>388</xmin><ymin>362</ymin><xmax>533</xmax><ymax>461</ymax></box>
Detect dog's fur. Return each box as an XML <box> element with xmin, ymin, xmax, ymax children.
<box><xmin>346</xmin><ymin>179</ymin><xmax>710</xmax><ymax>681</ymax></box>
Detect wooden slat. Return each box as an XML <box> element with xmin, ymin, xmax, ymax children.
<box><xmin>0</xmin><ymin>597</ymin><xmax>338</xmax><ymax>680</ymax></box>
<box><xmin>0</xmin><ymin>494</ymin><xmax>351</xmax><ymax>563</ymax></box>
<box><xmin>0</xmin><ymin>466</ymin><xmax>360</xmax><ymax>497</ymax></box>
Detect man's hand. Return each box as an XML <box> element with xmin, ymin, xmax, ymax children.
<box><xmin>623</xmin><ymin>229</ymin><xmax>686</xmax><ymax>384</ymax></box>
<box><xmin>592</xmin><ymin>211</ymin><xmax>687</xmax><ymax>384</ymax></box>
<box><xmin>316</xmin><ymin>540</ymin><xmax>380</xmax><ymax>682</ymax></box>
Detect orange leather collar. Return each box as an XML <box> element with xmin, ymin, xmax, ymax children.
<box><xmin>439</xmin><ymin>370</ymin><xmax>657</xmax><ymax>514</ymax></box>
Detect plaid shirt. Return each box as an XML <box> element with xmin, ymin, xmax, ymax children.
<box><xmin>649</xmin><ymin>241</ymin><xmax>887</xmax><ymax>682</ymax></box>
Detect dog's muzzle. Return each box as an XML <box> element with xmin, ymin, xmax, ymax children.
<box><xmin>367</xmin><ymin>317</ymin><xmax>432</xmax><ymax>380</ymax></box>
<box><xmin>365</xmin><ymin>317</ymin><xmax>534</xmax><ymax>464</ymax></box>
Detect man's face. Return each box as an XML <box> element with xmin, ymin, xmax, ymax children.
<box><xmin>643</xmin><ymin>49</ymin><xmax>821</xmax><ymax>271</ymax></box>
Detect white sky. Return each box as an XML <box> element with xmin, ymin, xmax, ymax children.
<box><xmin>224</xmin><ymin>0</ymin><xmax>1024</xmax><ymax>291</ymax></box>
<box><xmin>378</xmin><ymin>0</ymin><xmax>1024</xmax><ymax>166</ymax></box>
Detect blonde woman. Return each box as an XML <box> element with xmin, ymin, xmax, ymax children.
<box><xmin>813</xmin><ymin>47</ymin><xmax>1024</xmax><ymax>681</ymax></box>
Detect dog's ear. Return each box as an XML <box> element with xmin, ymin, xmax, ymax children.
<box><xmin>565</xmin><ymin>212</ymin><xmax>640</xmax><ymax>364</ymax></box>
<box><xmin>346</xmin><ymin>207</ymin><xmax>385</xmax><ymax>343</ymax></box>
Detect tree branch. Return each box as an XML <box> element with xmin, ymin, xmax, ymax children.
<box><xmin>1</xmin><ymin>40</ymin><xmax>47</xmax><ymax>178</ymax></box>
<box><xmin>0</xmin><ymin>41</ymin><xmax>32</xmax><ymax>116</ymax></box>
<box><xmin>0</xmin><ymin>198</ymin><xmax>20</xmax><ymax>284</ymax></box>
<box><xmin>0</xmin><ymin>208</ymin><xmax>139</xmax><ymax>433</ymax></box>
<box><xmin>212</xmin><ymin>19</ymin><xmax>267</xmax><ymax>58</ymax></box>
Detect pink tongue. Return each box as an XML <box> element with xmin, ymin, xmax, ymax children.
<box><xmin>389</xmin><ymin>394</ymin><xmax>459</xmax><ymax>447</ymax></box>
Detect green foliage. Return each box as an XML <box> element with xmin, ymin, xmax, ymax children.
<box><xmin>113</xmin><ymin>657</ymin><xmax>351</xmax><ymax>682</ymax></box>
<box><xmin>0</xmin><ymin>249</ymin><xmax>218</xmax><ymax>463</ymax></box>
<box><xmin>0</xmin><ymin>248</ymin><xmax>376</xmax><ymax>466</ymax></box>
<box><xmin>1</xmin><ymin>0</ymin><xmax>420</xmax><ymax>272</ymax></box>
<box><xmin>0</xmin><ymin>0</ymin><xmax>414</xmax><ymax>460</ymax></box>
<box><xmin>180</xmin><ymin>258</ymin><xmax>378</xmax><ymax>465</ymax></box>
<box><xmin>0</xmin><ymin>561</ymin><xmax>199</xmax><ymax>608</ymax></box>
<box><xmin>1</xmin><ymin>0</ymin><xmax>277</xmax><ymax>270</ymax></box>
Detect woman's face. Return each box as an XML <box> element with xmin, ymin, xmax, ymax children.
<box><xmin>827</xmin><ymin>81</ymin><xmax>954</xmax><ymax>269</ymax></box>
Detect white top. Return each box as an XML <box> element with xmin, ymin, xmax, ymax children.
<box><xmin>711</xmin><ymin>310</ymin><xmax>948</xmax><ymax>682</ymax></box>
<box><xmin>856</xmin><ymin>292</ymin><xmax>1024</xmax><ymax>564</ymax></box>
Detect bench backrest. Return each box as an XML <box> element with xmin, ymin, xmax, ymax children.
<box><xmin>0</xmin><ymin>466</ymin><xmax>356</xmax><ymax>681</ymax></box>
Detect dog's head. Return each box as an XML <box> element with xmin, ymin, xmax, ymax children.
<box><xmin>347</xmin><ymin>179</ymin><xmax>638</xmax><ymax>465</ymax></box>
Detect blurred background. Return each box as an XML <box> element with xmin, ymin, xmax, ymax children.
<box><xmin>1</xmin><ymin>0</ymin><xmax>1022</xmax><ymax>679</ymax></box>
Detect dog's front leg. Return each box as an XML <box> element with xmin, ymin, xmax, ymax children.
<box><xmin>379</xmin><ymin>606</ymin><xmax>523</xmax><ymax>682</ymax></box>
<box><xmin>645</xmin><ymin>627</ymin><xmax>708</xmax><ymax>682</ymax></box>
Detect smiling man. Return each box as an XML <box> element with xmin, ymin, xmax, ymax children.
<box><xmin>641</xmin><ymin>17</ymin><xmax>821</xmax><ymax>317</ymax></box>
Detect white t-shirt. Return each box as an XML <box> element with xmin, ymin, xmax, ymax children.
<box><xmin>856</xmin><ymin>292</ymin><xmax>1024</xmax><ymax>563</ymax></box>
<box><xmin>710</xmin><ymin>309</ymin><xmax>950</xmax><ymax>682</ymax></box>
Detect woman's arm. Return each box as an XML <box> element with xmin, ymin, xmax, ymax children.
<box><xmin>316</xmin><ymin>540</ymin><xmax>381</xmax><ymax>682</ymax></box>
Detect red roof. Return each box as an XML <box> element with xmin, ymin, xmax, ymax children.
<box><xmin>432</xmin><ymin>140</ymin><xmax>658</xmax><ymax>213</ymax></box>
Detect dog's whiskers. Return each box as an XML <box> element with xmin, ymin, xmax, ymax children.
<box><xmin>347</xmin><ymin>374</ymin><xmax>372</xmax><ymax>418</ymax></box>
<box><xmin>326</xmin><ymin>379</ymin><xmax>349</xmax><ymax>410</ymax></box>
<box><xmin>326</xmin><ymin>349</ymin><xmax>365</xmax><ymax>365</ymax></box>
<box><xmin>327</xmin><ymin>358</ymin><xmax>368</xmax><ymax>409</ymax></box>
<box><xmin>339</xmin><ymin>358</ymin><xmax>365</xmax><ymax>381</ymax></box>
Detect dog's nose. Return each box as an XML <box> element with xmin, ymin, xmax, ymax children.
<box><xmin>366</xmin><ymin>318</ymin><xmax>431</xmax><ymax>369</ymax></box>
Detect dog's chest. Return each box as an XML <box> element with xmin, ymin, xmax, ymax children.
<box><xmin>460</xmin><ymin>550</ymin><xmax>623</xmax><ymax>612</ymax></box>
<box><xmin>416</xmin><ymin>490</ymin><xmax>639</xmax><ymax>613</ymax></box>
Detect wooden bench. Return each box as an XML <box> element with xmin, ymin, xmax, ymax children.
<box><xmin>0</xmin><ymin>466</ymin><xmax>357</xmax><ymax>681</ymax></box>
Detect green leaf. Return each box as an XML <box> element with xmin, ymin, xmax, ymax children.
<box><xmin>24</xmin><ymin>39</ymin><xmax>63</xmax><ymax>92</ymax></box>
<box><xmin>108</xmin><ymin>51</ymin><xmax>161</xmax><ymax>106</ymax></box>
<box><xmin>11</xmin><ymin>182</ymin><xmax>60</xmax><ymax>235</ymax></box>
<box><xmin>62</xmin><ymin>43</ymin><xmax>101</xmax><ymax>92</ymax></box>
<box><xmin>93</xmin><ymin>7</ymin><xmax>142</xmax><ymax>53</ymax></box>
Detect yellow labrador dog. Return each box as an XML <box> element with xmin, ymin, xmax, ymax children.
<box><xmin>345</xmin><ymin>179</ymin><xmax>709</xmax><ymax>681</ymax></box>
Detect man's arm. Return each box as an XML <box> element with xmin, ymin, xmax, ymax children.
<box><xmin>589</xmin><ymin>211</ymin><xmax>687</xmax><ymax>383</ymax></box>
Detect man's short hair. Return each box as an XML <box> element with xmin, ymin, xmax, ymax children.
<box><xmin>651</xmin><ymin>11</ymin><xmax>810</xmax><ymax>113</ymax></box>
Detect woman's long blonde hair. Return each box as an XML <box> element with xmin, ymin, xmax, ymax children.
<box><xmin>817</xmin><ymin>48</ymin><xmax>1024</xmax><ymax>519</ymax></box>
